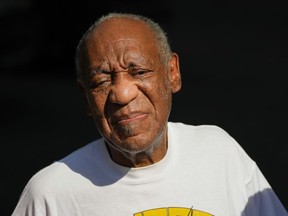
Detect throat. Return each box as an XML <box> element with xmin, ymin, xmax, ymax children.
<box><xmin>105</xmin><ymin>140</ymin><xmax>168</xmax><ymax>168</ymax></box>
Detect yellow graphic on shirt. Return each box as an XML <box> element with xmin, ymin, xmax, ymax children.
<box><xmin>134</xmin><ymin>207</ymin><xmax>213</xmax><ymax>216</ymax></box>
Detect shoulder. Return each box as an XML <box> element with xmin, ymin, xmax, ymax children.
<box><xmin>168</xmin><ymin>121</ymin><xmax>256</xmax><ymax>175</ymax></box>
<box><xmin>22</xmin><ymin>140</ymin><xmax>101</xmax><ymax>197</ymax></box>
<box><xmin>168</xmin><ymin>121</ymin><xmax>253</xmax><ymax>163</ymax></box>
<box><xmin>168</xmin><ymin>121</ymin><xmax>235</xmax><ymax>143</ymax></box>
<box><xmin>25</xmin><ymin>162</ymin><xmax>67</xmax><ymax>192</ymax></box>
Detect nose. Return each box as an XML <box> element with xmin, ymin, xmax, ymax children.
<box><xmin>109</xmin><ymin>73</ymin><xmax>139</xmax><ymax>105</ymax></box>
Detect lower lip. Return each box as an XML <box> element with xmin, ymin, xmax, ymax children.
<box><xmin>118</xmin><ymin>114</ymin><xmax>147</xmax><ymax>125</ymax></box>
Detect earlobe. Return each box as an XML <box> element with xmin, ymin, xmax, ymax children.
<box><xmin>77</xmin><ymin>80</ymin><xmax>92</xmax><ymax>116</ymax></box>
<box><xmin>169</xmin><ymin>53</ymin><xmax>182</xmax><ymax>93</ymax></box>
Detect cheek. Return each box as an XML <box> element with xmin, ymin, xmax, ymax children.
<box><xmin>143</xmin><ymin>76</ymin><xmax>172</xmax><ymax>111</ymax></box>
<box><xmin>158</xmin><ymin>77</ymin><xmax>173</xmax><ymax>116</ymax></box>
<box><xmin>88</xmin><ymin>93</ymin><xmax>106</xmax><ymax>117</ymax></box>
<box><xmin>155</xmin><ymin>74</ymin><xmax>171</xmax><ymax>100</ymax></box>
<box><xmin>88</xmin><ymin>93</ymin><xmax>112</xmax><ymax>136</ymax></box>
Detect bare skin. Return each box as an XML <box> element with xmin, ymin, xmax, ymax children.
<box><xmin>78</xmin><ymin>17</ymin><xmax>181</xmax><ymax>167</ymax></box>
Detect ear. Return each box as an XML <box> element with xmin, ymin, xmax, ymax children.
<box><xmin>168</xmin><ymin>53</ymin><xmax>182</xmax><ymax>93</ymax></box>
<box><xmin>77</xmin><ymin>80</ymin><xmax>92</xmax><ymax>116</ymax></box>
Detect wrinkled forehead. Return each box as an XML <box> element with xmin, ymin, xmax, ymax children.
<box><xmin>83</xmin><ymin>18</ymin><xmax>159</xmax><ymax>69</ymax></box>
<box><xmin>87</xmin><ymin>17</ymin><xmax>155</xmax><ymax>46</ymax></box>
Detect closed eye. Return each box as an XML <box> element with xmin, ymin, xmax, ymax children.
<box><xmin>131</xmin><ymin>69</ymin><xmax>152</xmax><ymax>77</ymax></box>
<box><xmin>89</xmin><ymin>77</ymin><xmax>111</xmax><ymax>90</ymax></box>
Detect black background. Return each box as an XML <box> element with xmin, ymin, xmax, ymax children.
<box><xmin>1</xmin><ymin>1</ymin><xmax>287</xmax><ymax>215</ymax></box>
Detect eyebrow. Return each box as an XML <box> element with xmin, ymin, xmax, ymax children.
<box><xmin>88</xmin><ymin>67</ymin><xmax>107</xmax><ymax>77</ymax></box>
<box><xmin>88</xmin><ymin>63</ymin><xmax>140</xmax><ymax>77</ymax></box>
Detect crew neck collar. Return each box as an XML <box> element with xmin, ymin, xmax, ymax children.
<box><xmin>92</xmin><ymin>123</ymin><xmax>176</xmax><ymax>184</ymax></box>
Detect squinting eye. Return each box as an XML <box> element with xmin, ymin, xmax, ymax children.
<box><xmin>136</xmin><ymin>71</ymin><xmax>146</xmax><ymax>75</ymax></box>
<box><xmin>132</xmin><ymin>70</ymin><xmax>151</xmax><ymax>77</ymax></box>
<box><xmin>89</xmin><ymin>78</ymin><xmax>110</xmax><ymax>90</ymax></box>
<box><xmin>96</xmin><ymin>80</ymin><xmax>108</xmax><ymax>86</ymax></box>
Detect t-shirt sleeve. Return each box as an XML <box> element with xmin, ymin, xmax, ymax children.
<box><xmin>243</xmin><ymin>164</ymin><xmax>288</xmax><ymax>216</ymax></box>
<box><xmin>11</xmin><ymin>184</ymin><xmax>46</xmax><ymax>216</ymax></box>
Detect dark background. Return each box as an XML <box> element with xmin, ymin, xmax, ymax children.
<box><xmin>1</xmin><ymin>1</ymin><xmax>287</xmax><ymax>215</ymax></box>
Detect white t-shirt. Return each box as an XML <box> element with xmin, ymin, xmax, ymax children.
<box><xmin>12</xmin><ymin>122</ymin><xmax>288</xmax><ymax>216</ymax></box>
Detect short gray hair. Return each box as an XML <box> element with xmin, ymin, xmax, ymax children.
<box><xmin>75</xmin><ymin>12</ymin><xmax>173</xmax><ymax>81</ymax></box>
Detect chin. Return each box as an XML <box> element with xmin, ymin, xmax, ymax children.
<box><xmin>118</xmin><ymin>140</ymin><xmax>153</xmax><ymax>154</ymax></box>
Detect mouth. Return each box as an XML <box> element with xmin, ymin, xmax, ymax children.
<box><xmin>114</xmin><ymin>112</ymin><xmax>148</xmax><ymax>125</ymax></box>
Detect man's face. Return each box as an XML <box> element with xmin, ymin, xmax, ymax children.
<box><xmin>80</xmin><ymin>18</ymin><xmax>181</xmax><ymax>156</ymax></box>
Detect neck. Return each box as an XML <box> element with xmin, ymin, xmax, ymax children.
<box><xmin>105</xmin><ymin>134</ymin><xmax>168</xmax><ymax>168</ymax></box>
